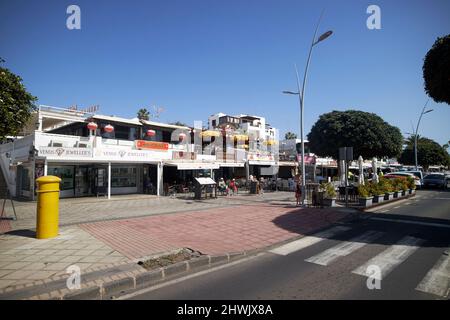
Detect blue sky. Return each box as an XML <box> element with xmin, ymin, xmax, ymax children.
<box><xmin>1</xmin><ymin>0</ymin><xmax>449</xmax><ymax>147</ymax></box>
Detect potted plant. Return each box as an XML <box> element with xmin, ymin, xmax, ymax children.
<box><xmin>320</xmin><ymin>182</ymin><xmax>337</xmax><ymax>207</ymax></box>
<box><xmin>400</xmin><ymin>179</ymin><xmax>409</xmax><ymax>196</ymax></box>
<box><xmin>406</xmin><ymin>176</ymin><xmax>416</xmax><ymax>195</ymax></box>
<box><xmin>371</xmin><ymin>182</ymin><xmax>385</xmax><ymax>204</ymax></box>
<box><xmin>380</xmin><ymin>178</ymin><xmax>394</xmax><ymax>201</ymax></box>
<box><xmin>358</xmin><ymin>184</ymin><xmax>373</xmax><ymax>207</ymax></box>
<box><xmin>392</xmin><ymin>178</ymin><xmax>402</xmax><ymax>198</ymax></box>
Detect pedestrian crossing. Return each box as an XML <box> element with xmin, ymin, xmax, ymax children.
<box><xmin>352</xmin><ymin>236</ymin><xmax>424</xmax><ymax>279</ymax></box>
<box><xmin>305</xmin><ymin>230</ymin><xmax>385</xmax><ymax>266</ymax></box>
<box><xmin>269</xmin><ymin>226</ymin><xmax>450</xmax><ymax>298</ymax></box>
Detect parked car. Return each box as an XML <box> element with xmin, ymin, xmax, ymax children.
<box><xmin>384</xmin><ymin>172</ymin><xmax>421</xmax><ymax>187</ymax></box>
<box><xmin>423</xmin><ymin>173</ymin><xmax>447</xmax><ymax>189</ymax></box>
<box><xmin>402</xmin><ymin>171</ymin><xmax>424</xmax><ymax>188</ymax></box>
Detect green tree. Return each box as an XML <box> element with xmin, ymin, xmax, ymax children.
<box><xmin>307</xmin><ymin>110</ymin><xmax>403</xmax><ymax>159</ymax></box>
<box><xmin>423</xmin><ymin>34</ymin><xmax>450</xmax><ymax>105</ymax></box>
<box><xmin>0</xmin><ymin>59</ymin><xmax>37</xmax><ymax>140</ymax></box>
<box><xmin>399</xmin><ymin>136</ymin><xmax>450</xmax><ymax>170</ymax></box>
<box><xmin>442</xmin><ymin>140</ymin><xmax>450</xmax><ymax>150</ymax></box>
<box><xmin>137</xmin><ymin>108</ymin><xmax>150</xmax><ymax>121</ymax></box>
<box><xmin>284</xmin><ymin>131</ymin><xmax>297</xmax><ymax>140</ymax></box>
<box><xmin>170</xmin><ymin>121</ymin><xmax>188</xmax><ymax>127</ymax></box>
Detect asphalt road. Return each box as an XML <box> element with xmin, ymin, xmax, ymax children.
<box><xmin>128</xmin><ymin>189</ymin><xmax>450</xmax><ymax>300</ymax></box>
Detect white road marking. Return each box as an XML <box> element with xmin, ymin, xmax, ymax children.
<box><xmin>369</xmin><ymin>217</ymin><xmax>450</xmax><ymax>229</ymax></box>
<box><xmin>415</xmin><ymin>249</ymin><xmax>450</xmax><ymax>298</ymax></box>
<box><xmin>117</xmin><ymin>253</ymin><xmax>265</xmax><ymax>300</ymax></box>
<box><xmin>305</xmin><ymin>230</ymin><xmax>385</xmax><ymax>266</ymax></box>
<box><xmin>352</xmin><ymin>236</ymin><xmax>424</xmax><ymax>279</ymax></box>
<box><xmin>269</xmin><ymin>226</ymin><xmax>351</xmax><ymax>256</ymax></box>
<box><xmin>393</xmin><ymin>206</ymin><xmax>400</xmax><ymax>209</ymax></box>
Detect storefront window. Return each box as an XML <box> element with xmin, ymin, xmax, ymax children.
<box><xmin>48</xmin><ymin>166</ymin><xmax>74</xmax><ymax>190</ymax></box>
<box><xmin>20</xmin><ymin>167</ymin><xmax>31</xmax><ymax>191</ymax></box>
<box><xmin>111</xmin><ymin>166</ymin><xmax>137</xmax><ymax>188</ymax></box>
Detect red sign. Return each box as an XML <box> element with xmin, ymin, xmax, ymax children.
<box><xmin>297</xmin><ymin>154</ymin><xmax>316</xmax><ymax>165</ymax></box>
<box><xmin>135</xmin><ymin>140</ymin><xmax>169</xmax><ymax>151</ymax></box>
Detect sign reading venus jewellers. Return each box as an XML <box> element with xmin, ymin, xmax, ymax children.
<box><xmin>39</xmin><ymin>147</ymin><xmax>93</xmax><ymax>158</ymax></box>
<box><xmin>39</xmin><ymin>147</ymin><xmax>171</xmax><ymax>161</ymax></box>
<box><xmin>94</xmin><ymin>148</ymin><xmax>171</xmax><ymax>161</ymax></box>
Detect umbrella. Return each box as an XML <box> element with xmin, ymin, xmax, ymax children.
<box><xmin>372</xmin><ymin>157</ymin><xmax>379</xmax><ymax>183</ymax></box>
<box><xmin>339</xmin><ymin>160</ymin><xmax>346</xmax><ymax>185</ymax></box>
<box><xmin>358</xmin><ymin>156</ymin><xmax>365</xmax><ymax>185</ymax></box>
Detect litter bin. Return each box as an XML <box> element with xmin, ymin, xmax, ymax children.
<box><xmin>36</xmin><ymin>175</ymin><xmax>61</xmax><ymax>239</ymax></box>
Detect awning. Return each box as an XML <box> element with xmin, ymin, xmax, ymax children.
<box><xmin>218</xmin><ymin>162</ymin><xmax>245</xmax><ymax>168</ymax></box>
<box><xmin>233</xmin><ymin>134</ymin><xmax>248</xmax><ymax>141</ymax></box>
<box><xmin>249</xmin><ymin>161</ymin><xmax>276</xmax><ymax>166</ymax></box>
<box><xmin>174</xmin><ymin>162</ymin><xmax>220</xmax><ymax>170</ymax></box>
<box><xmin>200</xmin><ymin>130</ymin><xmax>221</xmax><ymax>137</ymax></box>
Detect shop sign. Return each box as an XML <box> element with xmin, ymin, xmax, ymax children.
<box><xmin>135</xmin><ymin>140</ymin><xmax>169</xmax><ymax>151</ymax></box>
<box><xmin>95</xmin><ymin>149</ymin><xmax>171</xmax><ymax>161</ymax></box>
<box><xmin>247</xmin><ymin>152</ymin><xmax>274</xmax><ymax>162</ymax></box>
<box><xmin>38</xmin><ymin>147</ymin><xmax>93</xmax><ymax>158</ymax></box>
<box><xmin>172</xmin><ymin>151</ymin><xmax>196</xmax><ymax>160</ymax></box>
<box><xmin>297</xmin><ymin>154</ymin><xmax>316</xmax><ymax>165</ymax></box>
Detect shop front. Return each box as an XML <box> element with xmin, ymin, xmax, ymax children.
<box><xmin>46</xmin><ymin>163</ymin><xmax>143</xmax><ymax>198</ymax></box>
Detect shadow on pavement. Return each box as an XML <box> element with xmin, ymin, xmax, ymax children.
<box><xmin>3</xmin><ymin>229</ymin><xmax>36</xmax><ymax>239</ymax></box>
<box><xmin>272</xmin><ymin>207</ymin><xmax>450</xmax><ymax>249</ymax></box>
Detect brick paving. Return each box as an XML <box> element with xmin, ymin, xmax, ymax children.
<box><xmin>0</xmin><ymin>192</ymin><xmax>353</xmax><ymax>294</ymax></box>
<box><xmin>3</xmin><ymin>192</ymin><xmax>290</xmax><ymax>231</ymax></box>
<box><xmin>80</xmin><ymin>203</ymin><xmax>351</xmax><ymax>258</ymax></box>
<box><xmin>0</xmin><ymin>220</ymin><xmax>11</xmax><ymax>234</ymax></box>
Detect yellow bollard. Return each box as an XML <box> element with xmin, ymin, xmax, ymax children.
<box><xmin>36</xmin><ymin>175</ymin><xmax>61</xmax><ymax>239</ymax></box>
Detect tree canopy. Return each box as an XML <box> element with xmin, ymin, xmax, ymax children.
<box><xmin>284</xmin><ymin>131</ymin><xmax>297</xmax><ymax>140</ymax></box>
<box><xmin>0</xmin><ymin>59</ymin><xmax>37</xmax><ymax>140</ymax></box>
<box><xmin>399</xmin><ymin>136</ymin><xmax>450</xmax><ymax>169</ymax></box>
<box><xmin>423</xmin><ymin>34</ymin><xmax>450</xmax><ymax>105</ymax></box>
<box><xmin>170</xmin><ymin>121</ymin><xmax>188</xmax><ymax>127</ymax></box>
<box><xmin>307</xmin><ymin>110</ymin><xmax>403</xmax><ymax>159</ymax></box>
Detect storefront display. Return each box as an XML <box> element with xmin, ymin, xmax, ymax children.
<box><xmin>48</xmin><ymin>166</ymin><xmax>74</xmax><ymax>190</ymax></box>
<box><xmin>111</xmin><ymin>166</ymin><xmax>137</xmax><ymax>188</ymax></box>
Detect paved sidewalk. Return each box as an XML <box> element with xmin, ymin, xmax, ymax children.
<box><xmin>1</xmin><ymin>192</ymin><xmax>293</xmax><ymax>232</ymax></box>
<box><xmin>0</xmin><ymin>192</ymin><xmax>355</xmax><ymax>295</ymax></box>
<box><xmin>80</xmin><ymin>204</ymin><xmax>352</xmax><ymax>258</ymax></box>
<box><xmin>0</xmin><ymin>226</ymin><xmax>127</xmax><ymax>290</ymax></box>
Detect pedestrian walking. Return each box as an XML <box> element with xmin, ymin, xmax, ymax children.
<box><xmin>295</xmin><ymin>182</ymin><xmax>302</xmax><ymax>206</ymax></box>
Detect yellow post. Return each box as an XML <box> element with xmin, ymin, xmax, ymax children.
<box><xmin>36</xmin><ymin>175</ymin><xmax>61</xmax><ymax>239</ymax></box>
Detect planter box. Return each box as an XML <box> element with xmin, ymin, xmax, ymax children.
<box><xmin>401</xmin><ymin>190</ymin><xmax>407</xmax><ymax>197</ymax></box>
<box><xmin>393</xmin><ymin>191</ymin><xmax>401</xmax><ymax>198</ymax></box>
<box><xmin>323</xmin><ymin>198</ymin><xmax>336</xmax><ymax>207</ymax></box>
<box><xmin>409</xmin><ymin>189</ymin><xmax>416</xmax><ymax>195</ymax></box>
<box><xmin>373</xmin><ymin>195</ymin><xmax>384</xmax><ymax>204</ymax></box>
<box><xmin>359</xmin><ymin>197</ymin><xmax>373</xmax><ymax>207</ymax></box>
<box><xmin>384</xmin><ymin>192</ymin><xmax>394</xmax><ymax>201</ymax></box>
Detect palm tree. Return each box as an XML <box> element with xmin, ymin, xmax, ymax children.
<box><xmin>443</xmin><ymin>140</ymin><xmax>449</xmax><ymax>150</ymax></box>
<box><xmin>137</xmin><ymin>108</ymin><xmax>150</xmax><ymax>121</ymax></box>
<box><xmin>285</xmin><ymin>131</ymin><xmax>297</xmax><ymax>140</ymax></box>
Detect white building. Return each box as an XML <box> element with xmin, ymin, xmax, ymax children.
<box><xmin>0</xmin><ymin>106</ymin><xmax>281</xmax><ymax>200</ymax></box>
<box><xmin>208</xmin><ymin>113</ymin><xmax>279</xmax><ymax>177</ymax></box>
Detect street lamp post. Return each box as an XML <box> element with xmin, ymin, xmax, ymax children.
<box><xmin>283</xmin><ymin>13</ymin><xmax>332</xmax><ymax>206</ymax></box>
<box><xmin>413</xmin><ymin>100</ymin><xmax>433</xmax><ymax>171</ymax></box>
